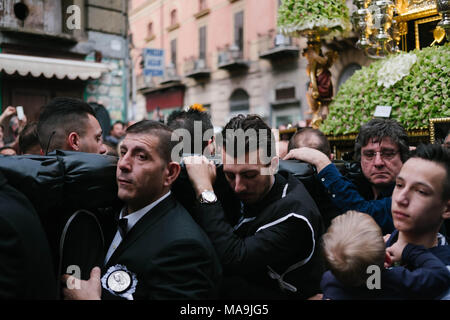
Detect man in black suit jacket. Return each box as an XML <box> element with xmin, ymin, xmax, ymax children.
<box><xmin>0</xmin><ymin>170</ymin><xmax>56</xmax><ymax>299</ymax></box>
<box><xmin>63</xmin><ymin>120</ymin><xmax>221</xmax><ymax>300</ymax></box>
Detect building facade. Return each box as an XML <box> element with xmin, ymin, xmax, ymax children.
<box><xmin>129</xmin><ymin>0</ymin><xmax>369</xmax><ymax>128</ymax></box>
<box><xmin>0</xmin><ymin>0</ymin><xmax>129</xmax><ymax>126</ymax></box>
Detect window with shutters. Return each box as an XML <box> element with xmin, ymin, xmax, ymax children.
<box><xmin>234</xmin><ymin>11</ymin><xmax>244</xmax><ymax>52</ymax></box>
<box><xmin>171</xmin><ymin>39</ymin><xmax>177</xmax><ymax>70</ymax></box>
<box><xmin>199</xmin><ymin>26</ymin><xmax>207</xmax><ymax>61</ymax></box>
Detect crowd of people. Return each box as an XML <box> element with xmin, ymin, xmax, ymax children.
<box><xmin>0</xmin><ymin>97</ymin><xmax>449</xmax><ymax>300</ymax></box>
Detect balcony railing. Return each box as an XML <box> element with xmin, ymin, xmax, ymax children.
<box><xmin>217</xmin><ymin>44</ymin><xmax>249</xmax><ymax>71</ymax></box>
<box><xmin>184</xmin><ymin>57</ymin><xmax>211</xmax><ymax>79</ymax></box>
<box><xmin>160</xmin><ymin>63</ymin><xmax>181</xmax><ymax>84</ymax></box>
<box><xmin>137</xmin><ymin>73</ymin><xmax>157</xmax><ymax>91</ymax></box>
<box><xmin>258</xmin><ymin>33</ymin><xmax>299</xmax><ymax>61</ymax></box>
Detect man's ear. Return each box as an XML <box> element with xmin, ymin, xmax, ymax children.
<box><xmin>164</xmin><ymin>161</ymin><xmax>181</xmax><ymax>187</ymax></box>
<box><xmin>442</xmin><ymin>200</ymin><xmax>450</xmax><ymax>220</ymax></box>
<box><xmin>67</xmin><ymin>132</ymin><xmax>81</xmax><ymax>151</ymax></box>
<box><xmin>269</xmin><ymin>156</ymin><xmax>279</xmax><ymax>175</ymax></box>
<box><xmin>203</xmin><ymin>138</ymin><xmax>216</xmax><ymax>158</ymax></box>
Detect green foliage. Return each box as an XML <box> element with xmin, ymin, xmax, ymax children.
<box><xmin>321</xmin><ymin>45</ymin><xmax>450</xmax><ymax>135</ymax></box>
<box><xmin>277</xmin><ymin>0</ymin><xmax>351</xmax><ymax>36</ymax></box>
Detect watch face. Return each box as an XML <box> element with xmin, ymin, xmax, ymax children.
<box><xmin>202</xmin><ymin>191</ymin><xmax>217</xmax><ymax>203</ymax></box>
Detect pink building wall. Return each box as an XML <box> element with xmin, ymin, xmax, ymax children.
<box><xmin>130</xmin><ymin>0</ymin><xmax>279</xmax><ymax>77</ymax></box>
<box><xmin>129</xmin><ymin>0</ymin><xmax>148</xmax><ymax>12</ymax></box>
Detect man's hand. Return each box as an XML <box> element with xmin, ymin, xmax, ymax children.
<box><xmin>0</xmin><ymin>106</ymin><xmax>16</xmax><ymax>125</ymax></box>
<box><xmin>62</xmin><ymin>267</ymin><xmax>102</xmax><ymax>300</ymax></box>
<box><xmin>184</xmin><ymin>155</ymin><xmax>216</xmax><ymax>198</ymax></box>
<box><xmin>307</xmin><ymin>293</ymin><xmax>323</xmax><ymax>300</ymax></box>
<box><xmin>283</xmin><ymin>147</ymin><xmax>331</xmax><ymax>173</ymax></box>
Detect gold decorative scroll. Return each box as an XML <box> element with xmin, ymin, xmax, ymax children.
<box><xmin>408</xmin><ymin>0</ymin><xmax>436</xmax><ymax>12</ymax></box>
<box><xmin>395</xmin><ymin>0</ymin><xmax>438</xmax><ymax>22</ymax></box>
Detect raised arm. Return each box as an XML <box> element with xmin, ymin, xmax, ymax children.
<box><xmin>284</xmin><ymin>147</ymin><xmax>394</xmax><ymax>233</ymax></box>
<box><xmin>385</xmin><ymin>244</ymin><xmax>450</xmax><ymax>298</ymax></box>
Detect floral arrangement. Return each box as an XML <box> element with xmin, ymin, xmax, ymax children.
<box><xmin>320</xmin><ymin>45</ymin><xmax>450</xmax><ymax>136</ymax></box>
<box><xmin>377</xmin><ymin>53</ymin><xmax>417</xmax><ymax>88</ymax></box>
<box><xmin>277</xmin><ymin>0</ymin><xmax>351</xmax><ymax>38</ymax></box>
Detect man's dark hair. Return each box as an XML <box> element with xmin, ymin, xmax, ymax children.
<box><xmin>167</xmin><ymin>108</ymin><xmax>214</xmax><ymax>155</ymax></box>
<box><xmin>125</xmin><ymin>120</ymin><xmax>177</xmax><ymax>164</ymax></box>
<box><xmin>354</xmin><ymin>118</ymin><xmax>409</xmax><ymax>162</ymax></box>
<box><xmin>288</xmin><ymin>127</ymin><xmax>331</xmax><ymax>158</ymax></box>
<box><xmin>103</xmin><ymin>140</ymin><xmax>119</xmax><ymax>157</ymax></box>
<box><xmin>222</xmin><ymin>114</ymin><xmax>275</xmax><ymax>160</ymax></box>
<box><xmin>37</xmin><ymin>97</ymin><xmax>96</xmax><ymax>153</ymax></box>
<box><xmin>411</xmin><ymin>144</ymin><xmax>450</xmax><ymax>200</ymax></box>
<box><xmin>112</xmin><ymin>120</ymin><xmax>125</xmax><ymax>129</ymax></box>
<box><xmin>19</xmin><ymin>122</ymin><xmax>40</xmax><ymax>154</ymax></box>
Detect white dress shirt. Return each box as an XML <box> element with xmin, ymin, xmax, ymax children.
<box><xmin>104</xmin><ymin>191</ymin><xmax>171</xmax><ymax>265</ymax></box>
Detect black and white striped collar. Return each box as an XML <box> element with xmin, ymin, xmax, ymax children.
<box><xmin>438</xmin><ymin>233</ymin><xmax>448</xmax><ymax>246</ymax></box>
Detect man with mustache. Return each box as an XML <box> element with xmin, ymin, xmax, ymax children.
<box><xmin>63</xmin><ymin>120</ymin><xmax>221</xmax><ymax>300</ymax></box>
<box><xmin>184</xmin><ymin>114</ymin><xmax>324</xmax><ymax>299</ymax></box>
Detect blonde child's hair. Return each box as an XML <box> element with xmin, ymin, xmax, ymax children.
<box><xmin>322</xmin><ymin>211</ymin><xmax>386</xmax><ymax>287</ymax></box>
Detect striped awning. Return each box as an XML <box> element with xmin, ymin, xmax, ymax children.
<box><xmin>0</xmin><ymin>53</ymin><xmax>110</xmax><ymax>80</ymax></box>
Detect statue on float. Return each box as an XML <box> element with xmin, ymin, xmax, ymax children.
<box><xmin>303</xmin><ymin>40</ymin><xmax>338</xmax><ymax>128</ymax></box>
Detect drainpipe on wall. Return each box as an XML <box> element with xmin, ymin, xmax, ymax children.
<box><xmin>124</xmin><ymin>0</ymin><xmax>131</xmax><ymax>121</ymax></box>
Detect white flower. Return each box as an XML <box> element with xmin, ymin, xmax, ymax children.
<box><xmin>377</xmin><ymin>53</ymin><xmax>418</xmax><ymax>88</ymax></box>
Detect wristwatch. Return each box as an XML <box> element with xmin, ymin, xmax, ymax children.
<box><xmin>198</xmin><ymin>190</ymin><xmax>218</xmax><ymax>204</ymax></box>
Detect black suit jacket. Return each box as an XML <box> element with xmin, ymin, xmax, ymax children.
<box><xmin>101</xmin><ymin>195</ymin><xmax>222</xmax><ymax>300</ymax></box>
<box><xmin>0</xmin><ymin>171</ymin><xmax>56</xmax><ymax>299</ymax></box>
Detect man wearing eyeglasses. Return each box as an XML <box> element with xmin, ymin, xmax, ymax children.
<box><xmin>354</xmin><ymin>119</ymin><xmax>409</xmax><ymax>200</ymax></box>
<box><xmin>285</xmin><ymin>119</ymin><xmax>409</xmax><ymax>234</ymax></box>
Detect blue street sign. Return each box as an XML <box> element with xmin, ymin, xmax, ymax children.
<box><xmin>143</xmin><ymin>48</ymin><xmax>165</xmax><ymax>77</ymax></box>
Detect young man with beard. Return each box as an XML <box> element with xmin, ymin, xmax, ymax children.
<box><xmin>37</xmin><ymin>97</ymin><xmax>107</xmax><ymax>155</ymax></box>
<box><xmin>184</xmin><ymin>115</ymin><xmax>324</xmax><ymax>299</ymax></box>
